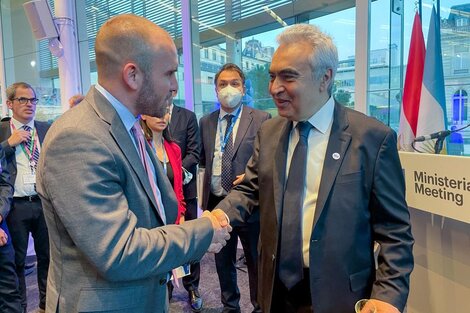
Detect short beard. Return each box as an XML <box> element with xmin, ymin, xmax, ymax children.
<box><xmin>135</xmin><ymin>72</ymin><xmax>169</xmax><ymax>118</ymax></box>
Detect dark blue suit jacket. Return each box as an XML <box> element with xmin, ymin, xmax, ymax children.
<box><xmin>169</xmin><ymin>105</ymin><xmax>200</xmax><ymax>200</ymax></box>
<box><xmin>0</xmin><ymin>145</ymin><xmax>13</xmax><ymax>244</ymax></box>
<box><xmin>199</xmin><ymin>105</ymin><xmax>270</xmax><ymax>216</ymax></box>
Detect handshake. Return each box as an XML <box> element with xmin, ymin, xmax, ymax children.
<box><xmin>202</xmin><ymin>209</ymin><xmax>232</xmax><ymax>253</ymax></box>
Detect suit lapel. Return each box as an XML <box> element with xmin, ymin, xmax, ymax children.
<box><xmin>313</xmin><ymin>103</ymin><xmax>351</xmax><ymax>227</ymax></box>
<box><xmin>88</xmin><ymin>88</ymin><xmax>164</xmax><ymax>223</ymax></box>
<box><xmin>35</xmin><ymin>122</ymin><xmax>47</xmax><ymax>143</ymax></box>
<box><xmin>207</xmin><ymin>111</ymin><xmax>219</xmax><ymax>161</ymax></box>
<box><xmin>0</xmin><ymin>121</ymin><xmax>16</xmax><ymax>169</ymax></box>
<box><xmin>169</xmin><ymin>106</ymin><xmax>181</xmax><ymax>135</ymax></box>
<box><xmin>233</xmin><ymin>106</ymin><xmax>252</xmax><ymax>156</ymax></box>
<box><xmin>108</xmin><ymin>116</ymin><xmax>164</xmax><ymax>222</ymax></box>
<box><xmin>273</xmin><ymin>120</ymin><xmax>292</xmax><ymax>227</ymax></box>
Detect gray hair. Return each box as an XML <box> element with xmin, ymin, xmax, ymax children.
<box><xmin>277</xmin><ymin>24</ymin><xmax>338</xmax><ymax>95</ymax></box>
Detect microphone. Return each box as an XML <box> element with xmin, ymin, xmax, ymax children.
<box><xmin>414</xmin><ymin>130</ymin><xmax>452</xmax><ymax>142</ymax></box>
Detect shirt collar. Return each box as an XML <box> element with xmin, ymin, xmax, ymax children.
<box><xmin>219</xmin><ymin>104</ymin><xmax>243</xmax><ymax>120</ymax></box>
<box><xmin>95</xmin><ymin>83</ymin><xmax>139</xmax><ymax>132</ymax></box>
<box><xmin>294</xmin><ymin>96</ymin><xmax>335</xmax><ymax>134</ymax></box>
<box><xmin>11</xmin><ymin>117</ymin><xmax>34</xmax><ymax>130</ymax></box>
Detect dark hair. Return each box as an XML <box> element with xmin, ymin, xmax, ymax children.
<box><xmin>6</xmin><ymin>82</ymin><xmax>36</xmax><ymax>100</ymax></box>
<box><xmin>140</xmin><ymin>119</ymin><xmax>174</xmax><ymax>143</ymax></box>
<box><xmin>214</xmin><ymin>63</ymin><xmax>245</xmax><ymax>86</ymax></box>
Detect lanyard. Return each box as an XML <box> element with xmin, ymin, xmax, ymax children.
<box><xmin>218</xmin><ymin>106</ymin><xmax>242</xmax><ymax>153</ymax></box>
<box><xmin>11</xmin><ymin>122</ymin><xmax>38</xmax><ymax>166</ymax></box>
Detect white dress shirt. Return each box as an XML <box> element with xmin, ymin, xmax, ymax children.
<box><xmin>11</xmin><ymin>118</ymin><xmax>38</xmax><ymax>197</ymax></box>
<box><xmin>285</xmin><ymin>97</ymin><xmax>335</xmax><ymax>266</ymax></box>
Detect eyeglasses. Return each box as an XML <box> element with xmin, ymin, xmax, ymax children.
<box><xmin>12</xmin><ymin>97</ymin><xmax>39</xmax><ymax>105</ymax></box>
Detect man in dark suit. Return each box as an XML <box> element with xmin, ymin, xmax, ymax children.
<box><xmin>0</xmin><ymin>82</ymin><xmax>51</xmax><ymax>313</ymax></box>
<box><xmin>200</xmin><ymin>63</ymin><xmax>270</xmax><ymax>313</ymax></box>
<box><xmin>168</xmin><ymin>89</ymin><xmax>204</xmax><ymax>311</ymax></box>
<box><xmin>36</xmin><ymin>15</ymin><xmax>230</xmax><ymax>313</ymax></box>
<box><xmin>0</xmin><ymin>145</ymin><xmax>22</xmax><ymax>313</ymax></box>
<box><xmin>217</xmin><ymin>25</ymin><xmax>414</xmax><ymax>313</ymax></box>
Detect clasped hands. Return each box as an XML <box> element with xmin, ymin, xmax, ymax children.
<box><xmin>202</xmin><ymin>209</ymin><xmax>232</xmax><ymax>253</ymax></box>
<box><xmin>358</xmin><ymin>299</ymin><xmax>400</xmax><ymax>313</ymax></box>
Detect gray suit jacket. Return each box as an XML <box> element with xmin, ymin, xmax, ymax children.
<box><xmin>199</xmin><ymin>105</ymin><xmax>270</xmax><ymax>215</ymax></box>
<box><xmin>37</xmin><ymin>87</ymin><xmax>214</xmax><ymax>313</ymax></box>
<box><xmin>218</xmin><ymin>103</ymin><xmax>414</xmax><ymax>313</ymax></box>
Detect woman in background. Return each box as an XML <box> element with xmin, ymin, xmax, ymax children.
<box><xmin>140</xmin><ymin>110</ymin><xmax>185</xmax><ymax>225</ymax></box>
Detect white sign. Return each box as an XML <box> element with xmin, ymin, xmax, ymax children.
<box><xmin>399</xmin><ymin>151</ymin><xmax>470</xmax><ymax>224</ymax></box>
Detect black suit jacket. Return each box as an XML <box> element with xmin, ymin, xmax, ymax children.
<box><xmin>199</xmin><ymin>106</ymin><xmax>270</xmax><ymax>216</ymax></box>
<box><xmin>0</xmin><ymin>145</ymin><xmax>13</xmax><ymax>236</ymax></box>
<box><xmin>0</xmin><ymin>118</ymin><xmax>50</xmax><ymax>187</ymax></box>
<box><xmin>218</xmin><ymin>103</ymin><xmax>414</xmax><ymax>313</ymax></box>
<box><xmin>169</xmin><ymin>105</ymin><xmax>200</xmax><ymax>200</ymax></box>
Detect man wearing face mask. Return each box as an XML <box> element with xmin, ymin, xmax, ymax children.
<box><xmin>200</xmin><ymin>63</ymin><xmax>270</xmax><ymax>313</ymax></box>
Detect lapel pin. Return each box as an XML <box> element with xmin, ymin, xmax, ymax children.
<box><xmin>332</xmin><ymin>152</ymin><xmax>340</xmax><ymax>160</ymax></box>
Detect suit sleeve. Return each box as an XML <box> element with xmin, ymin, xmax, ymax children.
<box><xmin>182</xmin><ymin>112</ymin><xmax>200</xmax><ymax>172</ymax></box>
<box><xmin>1</xmin><ymin>139</ymin><xmax>15</xmax><ymax>158</ymax></box>
<box><xmin>370</xmin><ymin>130</ymin><xmax>414</xmax><ymax>311</ymax></box>
<box><xmin>37</xmin><ymin>128</ymin><xmax>214</xmax><ymax>282</ymax></box>
<box><xmin>0</xmin><ymin>146</ymin><xmax>13</xmax><ymax>219</ymax></box>
<box><xmin>217</xmin><ymin>127</ymin><xmax>260</xmax><ymax>225</ymax></box>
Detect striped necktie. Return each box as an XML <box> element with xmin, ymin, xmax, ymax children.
<box><xmin>22</xmin><ymin>125</ymin><xmax>39</xmax><ymax>172</ymax></box>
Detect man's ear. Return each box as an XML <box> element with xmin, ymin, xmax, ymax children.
<box><xmin>6</xmin><ymin>100</ymin><xmax>13</xmax><ymax>110</ymax></box>
<box><xmin>320</xmin><ymin>68</ymin><xmax>333</xmax><ymax>92</ymax></box>
<box><xmin>122</xmin><ymin>63</ymin><xmax>141</xmax><ymax>91</ymax></box>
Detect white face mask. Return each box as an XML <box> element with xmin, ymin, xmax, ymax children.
<box><xmin>218</xmin><ymin>85</ymin><xmax>242</xmax><ymax>109</ymax></box>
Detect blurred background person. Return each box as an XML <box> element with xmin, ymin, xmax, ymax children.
<box><xmin>447</xmin><ymin>125</ymin><xmax>464</xmax><ymax>155</ymax></box>
<box><xmin>68</xmin><ymin>94</ymin><xmax>85</xmax><ymax>109</ymax></box>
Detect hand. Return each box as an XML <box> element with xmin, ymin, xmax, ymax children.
<box><xmin>179</xmin><ymin>215</ymin><xmax>185</xmax><ymax>224</ymax></box>
<box><xmin>361</xmin><ymin>299</ymin><xmax>400</xmax><ymax>313</ymax></box>
<box><xmin>0</xmin><ymin>228</ymin><xmax>8</xmax><ymax>247</ymax></box>
<box><xmin>0</xmin><ymin>214</ymin><xmax>3</xmax><ymax>224</ymax></box>
<box><xmin>233</xmin><ymin>174</ymin><xmax>245</xmax><ymax>186</ymax></box>
<box><xmin>210</xmin><ymin>208</ymin><xmax>230</xmax><ymax>228</ymax></box>
<box><xmin>202</xmin><ymin>209</ymin><xmax>232</xmax><ymax>253</ymax></box>
<box><xmin>7</xmin><ymin>129</ymin><xmax>30</xmax><ymax>147</ymax></box>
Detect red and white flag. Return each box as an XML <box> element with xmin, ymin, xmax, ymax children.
<box><xmin>398</xmin><ymin>12</ymin><xmax>425</xmax><ymax>151</ymax></box>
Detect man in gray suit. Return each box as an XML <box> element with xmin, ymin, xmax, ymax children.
<box><xmin>216</xmin><ymin>25</ymin><xmax>413</xmax><ymax>313</ymax></box>
<box><xmin>37</xmin><ymin>14</ymin><xmax>230</xmax><ymax>313</ymax></box>
<box><xmin>200</xmin><ymin>63</ymin><xmax>270</xmax><ymax>313</ymax></box>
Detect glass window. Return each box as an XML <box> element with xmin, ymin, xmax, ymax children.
<box><xmin>314</xmin><ymin>7</ymin><xmax>356</xmax><ymax>109</ymax></box>
<box><xmin>1</xmin><ymin>0</ymin><xmax>61</xmax><ymax>121</ymax></box>
<box><xmin>452</xmin><ymin>89</ymin><xmax>468</xmax><ymax>123</ymax></box>
<box><xmin>439</xmin><ymin>0</ymin><xmax>470</xmax><ymax>155</ymax></box>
